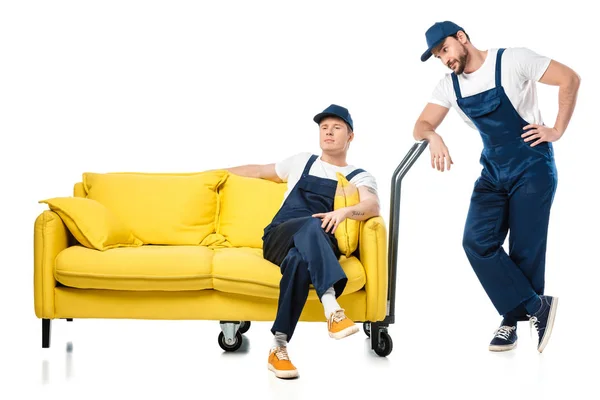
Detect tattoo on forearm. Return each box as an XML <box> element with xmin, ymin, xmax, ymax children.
<box><xmin>352</xmin><ymin>211</ymin><xmax>365</xmax><ymax>216</ymax></box>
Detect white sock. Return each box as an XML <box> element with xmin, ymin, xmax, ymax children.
<box><xmin>273</xmin><ymin>331</ymin><xmax>288</xmax><ymax>349</ymax></box>
<box><xmin>321</xmin><ymin>287</ymin><xmax>341</xmax><ymax>319</ymax></box>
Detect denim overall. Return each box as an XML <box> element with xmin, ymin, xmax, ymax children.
<box><xmin>262</xmin><ymin>154</ymin><xmax>365</xmax><ymax>340</ymax></box>
<box><xmin>455</xmin><ymin>49</ymin><xmax>558</xmax><ymax>317</ymax></box>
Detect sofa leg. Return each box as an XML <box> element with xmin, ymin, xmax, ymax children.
<box><xmin>66</xmin><ymin>318</ymin><xmax>73</xmax><ymax>322</ymax></box>
<box><xmin>42</xmin><ymin>319</ymin><xmax>51</xmax><ymax>348</ymax></box>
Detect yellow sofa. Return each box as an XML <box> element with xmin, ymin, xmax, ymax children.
<box><xmin>34</xmin><ymin>169</ymin><xmax>393</xmax><ymax>356</ymax></box>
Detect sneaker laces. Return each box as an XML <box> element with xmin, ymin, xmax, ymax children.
<box><xmin>528</xmin><ymin>315</ymin><xmax>539</xmax><ymax>339</ymax></box>
<box><xmin>274</xmin><ymin>347</ymin><xmax>290</xmax><ymax>361</ymax></box>
<box><xmin>494</xmin><ymin>325</ymin><xmax>515</xmax><ymax>340</ymax></box>
<box><xmin>328</xmin><ymin>309</ymin><xmax>346</xmax><ymax>329</ymax></box>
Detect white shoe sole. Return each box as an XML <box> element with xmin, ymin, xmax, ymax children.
<box><xmin>538</xmin><ymin>297</ymin><xmax>559</xmax><ymax>353</ymax></box>
<box><xmin>268</xmin><ymin>363</ymin><xmax>299</xmax><ymax>379</ymax></box>
<box><xmin>329</xmin><ymin>324</ymin><xmax>360</xmax><ymax>340</ymax></box>
<box><xmin>489</xmin><ymin>341</ymin><xmax>517</xmax><ymax>352</ymax></box>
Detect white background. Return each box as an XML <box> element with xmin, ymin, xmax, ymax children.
<box><xmin>1</xmin><ymin>1</ymin><xmax>598</xmax><ymax>399</ymax></box>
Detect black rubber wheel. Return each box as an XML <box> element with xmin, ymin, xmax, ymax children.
<box><xmin>218</xmin><ymin>331</ymin><xmax>243</xmax><ymax>352</ymax></box>
<box><xmin>239</xmin><ymin>321</ymin><xmax>251</xmax><ymax>334</ymax></box>
<box><xmin>363</xmin><ymin>322</ymin><xmax>371</xmax><ymax>338</ymax></box>
<box><xmin>374</xmin><ymin>331</ymin><xmax>393</xmax><ymax>357</ymax></box>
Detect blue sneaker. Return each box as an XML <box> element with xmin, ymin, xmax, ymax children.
<box><xmin>489</xmin><ymin>325</ymin><xmax>518</xmax><ymax>352</ymax></box>
<box><xmin>527</xmin><ymin>295</ymin><xmax>559</xmax><ymax>353</ymax></box>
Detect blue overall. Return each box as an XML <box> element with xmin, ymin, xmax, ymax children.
<box><xmin>454</xmin><ymin>49</ymin><xmax>558</xmax><ymax>318</ymax></box>
<box><xmin>262</xmin><ymin>154</ymin><xmax>365</xmax><ymax>341</ymax></box>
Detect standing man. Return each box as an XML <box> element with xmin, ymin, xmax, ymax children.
<box><xmin>226</xmin><ymin>104</ymin><xmax>380</xmax><ymax>378</ymax></box>
<box><xmin>414</xmin><ymin>21</ymin><xmax>580</xmax><ymax>353</ymax></box>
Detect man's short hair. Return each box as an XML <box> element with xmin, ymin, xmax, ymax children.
<box><xmin>432</xmin><ymin>31</ymin><xmax>471</xmax><ymax>54</ymax></box>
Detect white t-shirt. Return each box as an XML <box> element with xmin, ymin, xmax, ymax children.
<box><xmin>429</xmin><ymin>47</ymin><xmax>551</xmax><ymax>130</ymax></box>
<box><xmin>275</xmin><ymin>152</ymin><xmax>378</xmax><ymax>205</ymax></box>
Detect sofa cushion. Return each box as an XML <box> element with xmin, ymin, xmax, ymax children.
<box><xmin>39</xmin><ymin>197</ymin><xmax>143</xmax><ymax>251</ymax></box>
<box><xmin>217</xmin><ymin>173</ymin><xmax>286</xmax><ymax>248</ymax></box>
<box><xmin>211</xmin><ymin>247</ymin><xmax>366</xmax><ymax>299</ymax></box>
<box><xmin>83</xmin><ymin>171</ymin><xmax>228</xmax><ymax>245</ymax></box>
<box><xmin>55</xmin><ymin>245</ymin><xmax>214</xmax><ymax>291</ymax></box>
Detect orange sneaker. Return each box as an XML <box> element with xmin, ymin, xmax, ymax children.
<box><xmin>267</xmin><ymin>347</ymin><xmax>299</xmax><ymax>379</ymax></box>
<box><xmin>328</xmin><ymin>309</ymin><xmax>359</xmax><ymax>339</ymax></box>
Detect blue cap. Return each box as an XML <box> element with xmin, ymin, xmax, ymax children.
<box><xmin>421</xmin><ymin>21</ymin><xmax>464</xmax><ymax>62</ymax></box>
<box><xmin>313</xmin><ymin>104</ymin><xmax>353</xmax><ymax>131</ymax></box>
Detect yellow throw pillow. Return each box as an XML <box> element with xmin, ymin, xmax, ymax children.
<box><xmin>39</xmin><ymin>197</ymin><xmax>143</xmax><ymax>251</ymax></box>
<box><xmin>83</xmin><ymin>171</ymin><xmax>228</xmax><ymax>245</ymax></box>
<box><xmin>334</xmin><ymin>172</ymin><xmax>361</xmax><ymax>257</ymax></box>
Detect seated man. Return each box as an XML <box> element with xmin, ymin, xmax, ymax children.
<box><xmin>225</xmin><ymin>104</ymin><xmax>380</xmax><ymax>379</ymax></box>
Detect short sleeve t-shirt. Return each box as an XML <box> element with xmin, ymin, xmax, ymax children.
<box><xmin>429</xmin><ymin>47</ymin><xmax>551</xmax><ymax>130</ymax></box>
<box><xmin>275</xmin><ymin>152</ymin><xmax>378</xmax><ymax>205</ymax></box>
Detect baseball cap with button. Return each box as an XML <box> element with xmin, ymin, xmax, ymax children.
<box><xmin>421</xmin><ymin>21</ymin><xmax>465</xmax><ymax>62</ymax></box>
<box><xmin>313</xmin><ymin>104</ymin><xmax>354</xmax><ymax>131</ymax></box>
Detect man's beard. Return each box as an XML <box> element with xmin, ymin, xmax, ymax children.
<box><xmin>449</xmin><ymin>45</ymin><xmax>468</xmax><ymax>75</ymax></box>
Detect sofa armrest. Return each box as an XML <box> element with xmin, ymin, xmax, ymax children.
<box><xmin>358</xmin><ymin>216</ymin><xmax>388</xmax><ymax>321</ymax></box>
<box><xmin>34</xmin><ymin>210</ymin><xmax>69</xmax><ymax>318</ymax></box>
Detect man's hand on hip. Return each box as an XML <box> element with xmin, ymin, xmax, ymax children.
<box><xmin>522</xmin><ymin>124</ymin><xmax>562</xmax><ymax>147</ymax></box>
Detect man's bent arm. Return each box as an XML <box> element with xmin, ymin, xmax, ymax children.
<box><xmin>413</xmin><ymin>103</ymin><xmax>449</xmax><ymax>141</ymax></box>
<box><xmin>538</xmin><ymin>60</ymin><xmax>581</xmax><ymax>137</ymax></box>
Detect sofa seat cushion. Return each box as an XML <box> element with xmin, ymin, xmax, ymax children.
<box><xmin>55</xmin><ymin>245</ymin><xmax>214</xmax><ymax>291</ymax></box>
<box><xmin>211</xmin><ymin>248</ymin><xmax>366</xmax><ymax>300</ymax></box>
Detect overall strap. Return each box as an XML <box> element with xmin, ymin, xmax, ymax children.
<box><xmin>302</xmin><ymin>154</ymin><xmax>319</xmax><ymax>176</ymax></box>
<box><xmin>495</xmin><ymin>48</ymin><xmax>505</xmax><ymax>87</ymax></box>
<box><xmin>345</xmin><ymin>168</ymin><xmax>365</xmax><ymax>181</ymax></box>
<box><xmin>451</xmin><ymin>72</ymin><xmax>462</xmax><ymax>99</ymax></box>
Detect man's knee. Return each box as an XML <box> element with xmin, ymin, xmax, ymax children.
<box><xmin>294</xmin><ymin>217</ymin><xmax>325</xmax><ymax>239</ymax></box>
<box><xmin>281</xmin><ymin>248</ymin><xmax>310</xmax><ymax>278</ymax></box>
<box><xmin>462</xmin><ymin>229</ymin><xmax>474</xmax><ymax>253</ymax></box>
<box><xmin>300</xmin><ymin>217</ymin><xmax>324</xmax><ymax>234</ymax></box>
<box><xmin>284</xmin><ymin>248</ymin><xmax>304</xmax><ymax>264</ymax></box>
<box><xmin>462</xmin><ymin>229</ymin><xmax>498</xmax><ymax>258</ymax></box>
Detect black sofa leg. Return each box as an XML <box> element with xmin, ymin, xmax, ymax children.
<box><xmin>42</xmin><ymin>319</ymin><xmax>51</xmax><ymax>348</ymax></box>
<box><xmin>66</xmin><ymin>318</ymin><xmax>73</xmax><ymax>322</ymax></box>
